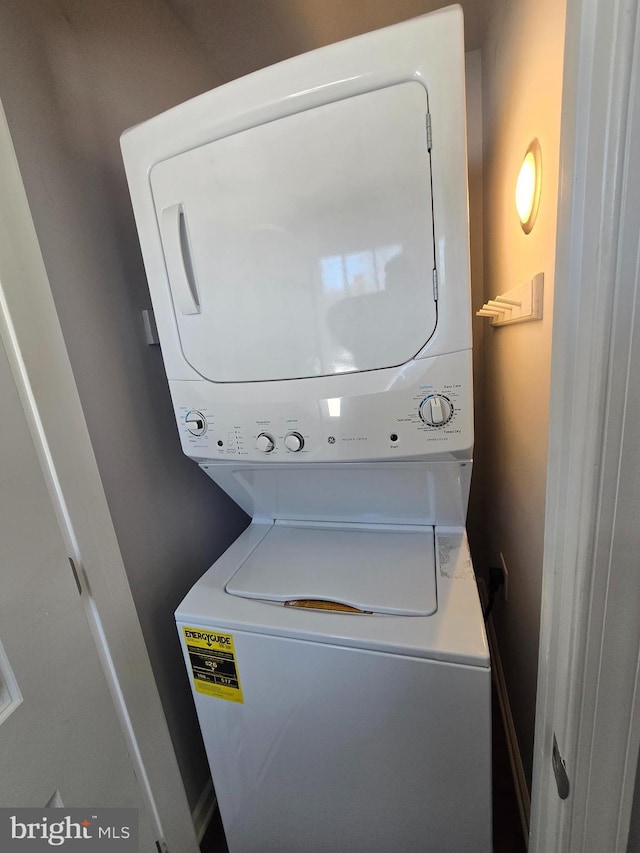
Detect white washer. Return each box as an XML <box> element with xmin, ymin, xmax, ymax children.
<box><xmin>176</xmin><ymin>521</ymin><xmax>490</xmax><ymax>853</ymax></box>
<box><xmin>121</xmin><ymin>6</ymin><xmax>492</xmax><ymax>850</ymax></box>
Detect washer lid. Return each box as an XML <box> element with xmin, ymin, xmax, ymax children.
<box><xmin>226</xmin><ymin>522</ymin><xmax>437</xmax><ymax>616</ymax></box>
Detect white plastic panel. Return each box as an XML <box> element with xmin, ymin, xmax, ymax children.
<box><xmin>226</xmin><ymin>522</ymin><xmax>436</xmax><ymax>616</ymax></box>
<box><xmin>201</xmin><ymin>461</ymin><xmax>471</xmax><ymax>526</ymax></box>
<box><xmin>122</xmin><ymin>8</ymin><xmax>470</xmax><ymax>385</ymax></box>
<box><xmin>150</xmin><ymin>82</ymin><xmax>435</xmax><ymax>382</ymax></box>
<box><xmin>179</xmin><ymin>627</ymin><xmax>491</xmax><ymax>852</ymax></box>
<box><xmin>176</xmin><ymin>524</ymin><xmax>488</xmax><ymax>665</ymax></box>
<box><xmin>170</xmin><ymin>349</ymin><xmax>473</xmax><ymax>465</ymax></box>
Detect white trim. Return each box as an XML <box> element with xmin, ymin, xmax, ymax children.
<box><xmin>0</xmin><ymin>635</ymin><xmax>23</xmax><ymax>727</ymax></box>
<box><xmin>530</xmin><ymin>0</ymin><xmax>640</xmax><ymax>850</ymax></box>
<box><xmin>0</xmin><ymin>279</ymin><xmax>166</xmax><ymax>835</ymax></box>
<box><xmin>192</xmin><ymin>778</ymin><xmax>218</xmax><ymax>844</ymax></box>
<box><xmin>487</xmin><ymin>613</ymin><xmax>531</xmax><ymax>845</ymax></box>
<box><xmin>0</xmin><ymin>100</ymin><xmax>199</xmax><ymax>851</ymax></box>
<box><xmin>569</xmin><ymin>5</ymin><xmax>640</xmax><ymax>842</ymax></box>
<box><xmin>478</xmin><ymin>581</ymin><xmax>530</xmax><ymax>846</ymax></box>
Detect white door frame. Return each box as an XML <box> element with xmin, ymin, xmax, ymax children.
<box><xmin>0</xmin><ymin>103</ymin><xmax>200</xmax><ymax>853</ymax></box>
<box><xmin>531</xmin><ymin>0</ymin><xmax>640</xmax><ymax>849</ymax></box>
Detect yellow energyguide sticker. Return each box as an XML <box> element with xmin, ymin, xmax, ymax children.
<box><xmin>182</xmin><ymin>627</ymin><xmax>244</xmax><ymax>703</ymax></box>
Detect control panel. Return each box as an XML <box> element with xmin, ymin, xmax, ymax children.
<box><xmin>170</xmin><ymin>351</ymin><xmax>472</xmax><ymax>463</ymax></box>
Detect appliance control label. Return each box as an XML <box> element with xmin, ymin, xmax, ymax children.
<box><xmin>182</xmin><ymin>627</ymin><xmax>244</xmax><ymax>703</ymax></box>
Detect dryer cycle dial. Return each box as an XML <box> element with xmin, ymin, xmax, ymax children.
<box><xmin>418</xmin><ymin>394</ymin><xmax>453</xmax><ymax>427</ymax></box>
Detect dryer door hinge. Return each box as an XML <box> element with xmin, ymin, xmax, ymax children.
<box><xmin>432</xmin><ymin>268</ymin><xmax>439</xmax><ymax>300</ymax></box>
<box><xmin>426</xmin><ymin>112</ymin><xmax>433</xmax><ymax>151</ymax></box>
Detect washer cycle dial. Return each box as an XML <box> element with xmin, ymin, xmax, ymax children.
<box><xmin>256</xmin><ymin>433</ymin><xmax>275</xmax><ymax>453</ymax></box>
<box><xmin>284</xmin><ymin>432</ymin><xmax>304</xmax><ymax>452</ymax></box>
<box><xmin>419</xmin><ymin>395</ymin><xmax>454</xmax><ymax>427</ymax></box>
<box><xmin>185</xmin><ymin>410</ymin><xmax>207</xmax><ymax>437</ymax></box>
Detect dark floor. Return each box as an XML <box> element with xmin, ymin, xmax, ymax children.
<box><xmin>200</xmin><ymin>683</ymin><xmax>526</xmax><ymax>852</ymax></box>
<box><xmin>490</xmin><ymin>681</ymin><xmax>527</xmax><ymax>852</ymax></box>
<box><xmin>200</xmin><ymin>805</ymin><xmax>228</xmax><ymax>853</ymax></box>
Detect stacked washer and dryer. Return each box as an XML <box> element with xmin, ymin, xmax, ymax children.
<box><xmin>121</xmin><ymin>6</ymin><xmax>491</xmax><ymax>851</ymax></box>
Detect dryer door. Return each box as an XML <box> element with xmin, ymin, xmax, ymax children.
<box><xmin>150</xmin><ymin>81</ymin><xmax>435</xmax><ymax>383</ymax></box>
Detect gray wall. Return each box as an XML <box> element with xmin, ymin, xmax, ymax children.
<box><xmin>162</xmin><ymin>0</ymin><xmax>489</xmax><ymax>80</ymax></box>
<box><xmin>481</xmin><ymin>0</ymin><xmax>566</xmax><ymax>786</ymax></box>
<box><xmin>464</xmin><ymin>50</ymin><xmax>487</xmax><ymax>578</ymax></box>
<box><xmin>0</xmin><ymin>0</ymin><xmax>248</xmax><ymax>809</ymax></box>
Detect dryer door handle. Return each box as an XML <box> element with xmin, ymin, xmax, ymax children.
<box><xmin>160</xmin><ymin>203</ymin><xmax>200</xmax><ymax>315</ymax></box>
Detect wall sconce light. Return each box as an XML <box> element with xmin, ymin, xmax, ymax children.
<box><xmin>515</xmin><ymin>139</ymin><xmax>542</xmax><ymax>234</ymax></box>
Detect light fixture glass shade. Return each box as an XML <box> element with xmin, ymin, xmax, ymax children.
<box><xmin>515</xmin><ymin>139</ymin><xmax>542</xmax><ymax>233</ymax></box>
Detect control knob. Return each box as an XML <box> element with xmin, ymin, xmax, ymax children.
<box><xmin>419</xmin><ymin>395</ymin><xmax>453</xmax><ymax>427</ymax></box>
<box><xmin>284</xmin><ymin>432</ymin><xmax>305</xmax><ymax>452</ymax></box>
<box><xmin>185</xmin><ymin>410</ymin><xmax>207</xmax><ymax>437</ymax></box>
<box><xmin>256</xmin><ymin>432</ymin><xmax>275</xmax><ymax>453</ymax></box>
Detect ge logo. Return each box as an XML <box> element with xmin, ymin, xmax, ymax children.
<box><xmin>327</xmin><ymin>436</ymin><xmax>336</xmax><ymax>444</ymax></box>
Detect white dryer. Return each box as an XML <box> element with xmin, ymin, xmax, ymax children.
<box><xmin>121</xmin><ymin>5</ymin><xmax>491</xmax><ymax>851</ymax></box>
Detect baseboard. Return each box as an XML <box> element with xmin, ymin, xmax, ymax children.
<box><xmin>479</xmin><ymin>580</ymin><xmax>531</xmax><ymax>847</ymax></box>
<box><xmin>192</xmin><ymin>777</ymin><xmax>217</xmax><ymax>844</ymax></box>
